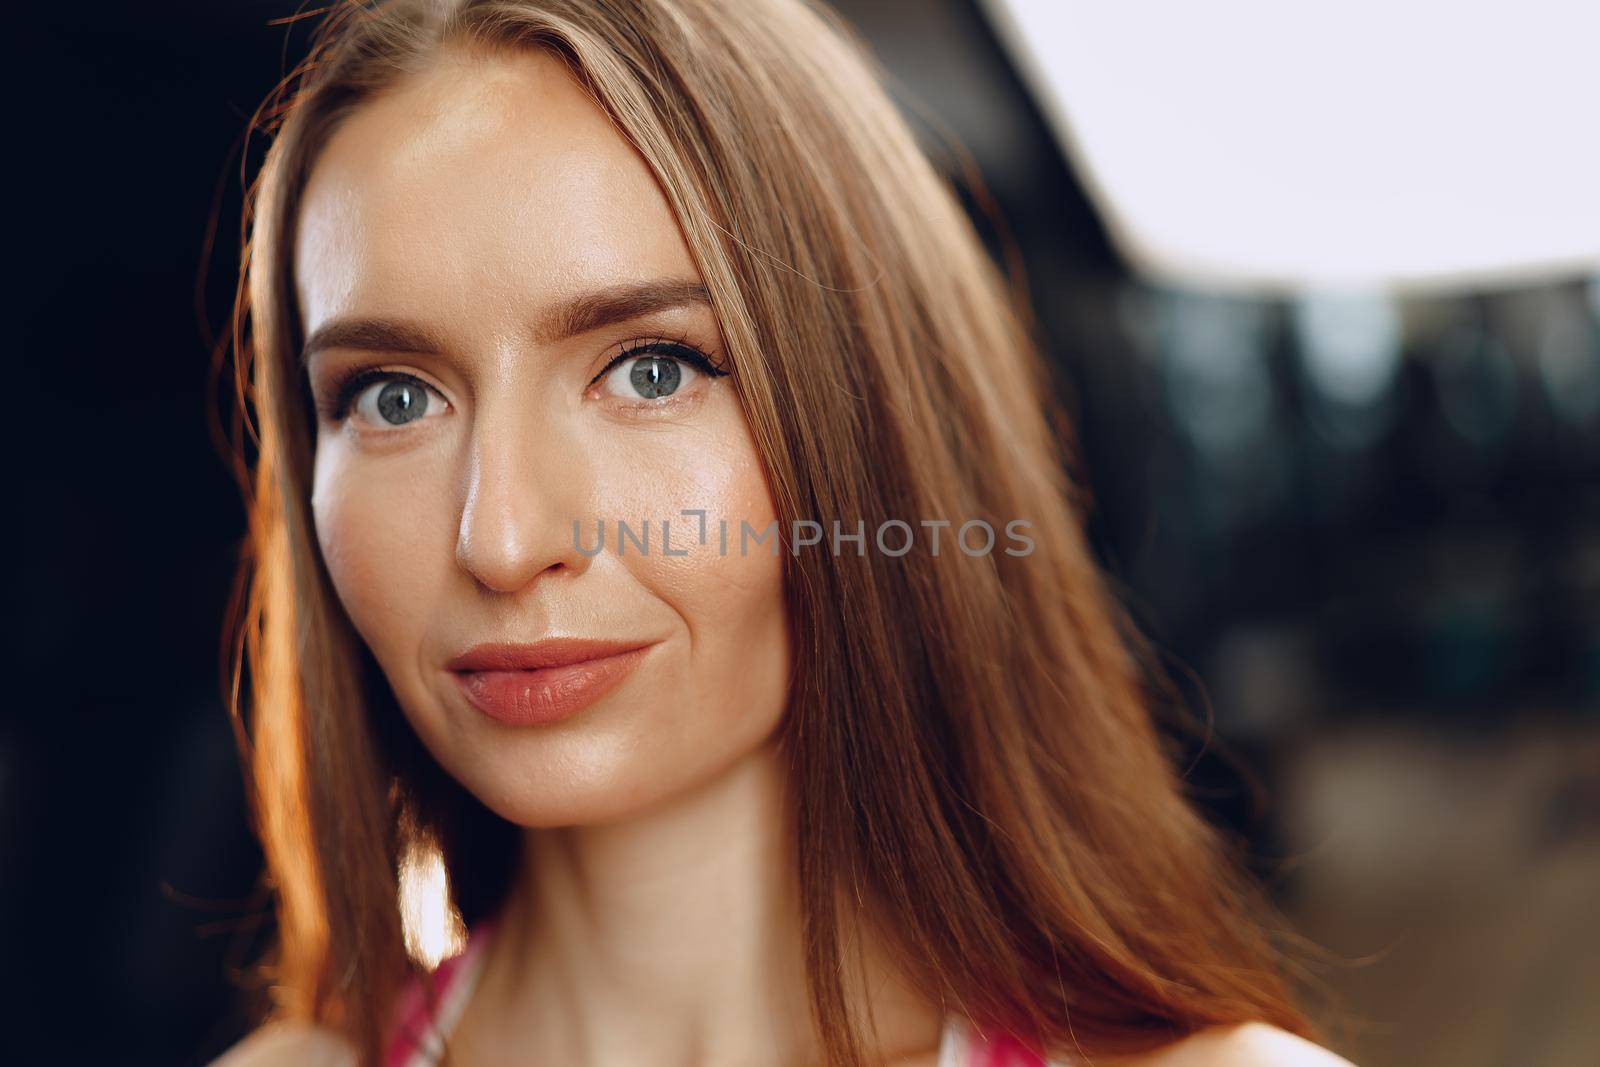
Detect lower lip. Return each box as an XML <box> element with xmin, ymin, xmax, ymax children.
<box><xmin>452</xmin><ymin>646</ymin><xmax>653</xmax><ymax>726</ymax></box>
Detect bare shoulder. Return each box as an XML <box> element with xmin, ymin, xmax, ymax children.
<box><xmin>207</xmin><ymin>1021</ymin><xmax>358</xmax><ymax>1067</ymax></box>
<box><xmin>1195</xmin><ymin>1022</ymin><xmax>1357</xmax><ymax>1066</ymax></box>
<box><xmin>1083</xmin><ymin>1022</ymin><xmax>1358</xmax><ymax>1067</ymax></box>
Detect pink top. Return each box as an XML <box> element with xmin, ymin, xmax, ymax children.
<box><xmin>385</xmin><ymin>918</ymin><xmax>1061</xmax><ymax>1066</ymax></box>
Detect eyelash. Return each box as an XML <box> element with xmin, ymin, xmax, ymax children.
<box><xmin>318</xmin><ymin>336</ymin><xmax>729</xmax><ymax>422</ymax></box>
<box><xmin>320</xmin><ymin>366</ymin><xmax>433</xmax><ymax>422</ymax></box>
<box><xmin>587</xmin><ymin>336</ymin><xmax>729</xmax><ymax>391</ymax></box>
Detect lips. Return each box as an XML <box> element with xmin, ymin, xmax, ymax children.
<box><xmin>447</xmin><ymin>638</ymin><xmax>657</xmax><ymax>726</ymax></box>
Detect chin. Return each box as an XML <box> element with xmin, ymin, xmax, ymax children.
<box><xmin>425</xmin><ymin>728</ymin><xmax>672</xmax><ymax>828</ymax></box>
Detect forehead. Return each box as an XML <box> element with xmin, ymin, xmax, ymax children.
<box><xmin>293</xmin><ymin>46</ymin><xmax>694</xmax><ymax>335</ymax></box>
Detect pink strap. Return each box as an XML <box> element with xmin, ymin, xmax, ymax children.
<box><xmin>967</xmin><ymin>1022</ymin><xmax>1050</xmax><ymax>1067</ymax></box>
<box><xmin>383</xmin><ymin>920</ymin><xmax>496</xmax><ymax>1067</ymax></box>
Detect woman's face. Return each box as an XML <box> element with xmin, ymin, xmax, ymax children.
<box><xmin>295</xmin><ymin>47</ymin><xmax>790</xmax><ymax>826</ymax></box>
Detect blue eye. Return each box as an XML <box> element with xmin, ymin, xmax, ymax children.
<box><xmin>592</xmin><ymin>340</ymin><xmax>728</xmax><ymax>402</ymax></box>
<box><xmin>330</xmin><ymin>370</ymin><xmax>448</xmax><ymax>428</ymax></box>
<box><xmin>364</xmin><ymin>379</ymin><xmax>429</xmax><ymax>424</ymax></box>
<box><xmin>602</xmin><ymin>353</ymin><xmax>693</xmax><ymax>399</ymax></box>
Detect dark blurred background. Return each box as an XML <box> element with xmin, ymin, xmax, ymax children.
<box><xmin>9</xmin><ymin>1</ymin><xmax>1597</xmax><ymax>1064</ymax></box>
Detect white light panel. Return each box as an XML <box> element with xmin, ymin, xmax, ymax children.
<box><xmin>978</xmin><ymin>0</ymin><xmax>1600</xmax><ymax>293</ymax></box>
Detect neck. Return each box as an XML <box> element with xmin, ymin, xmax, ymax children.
<box><xmin>458</xmin><ymin>739</ymin><xmax>945</xmax><ymax>1067</ymax></box>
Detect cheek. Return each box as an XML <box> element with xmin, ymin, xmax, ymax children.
<box><xmin>590</xmin><ymin>407</ymin><xmax>790</xmax><ymax>721</ymax></box>
<box><xmin>310</xmin><ymin>443</ymin><xmax>453</xmax><ymax>674</ymax></box>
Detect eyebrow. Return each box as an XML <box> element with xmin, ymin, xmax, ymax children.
<box><xmin>299</xmin><ymin>279</ymin><xmax>713</xmax><ymax>365</ymax></box>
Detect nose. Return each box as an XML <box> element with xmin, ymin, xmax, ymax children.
<box><xmin>454</xmin><ymin>408</ymin><xmax>590</xmax><ymax>594</ymax></box>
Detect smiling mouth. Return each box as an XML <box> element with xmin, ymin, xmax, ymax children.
<box><xmin>447</xmin><ymin>639</ymin><xmax>657</xmax><ymax>726</ymax></box>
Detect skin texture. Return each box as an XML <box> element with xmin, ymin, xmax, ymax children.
<box><xmin>294</xmin><ymin>45</ymin><xmax>946</xmax><ymax>1067</ymax></box>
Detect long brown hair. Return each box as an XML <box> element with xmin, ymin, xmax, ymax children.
<box><xmin>222</xmin><ymin>0</ymin><xmax>1328</xmax><ymax>1063</ymax></box>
